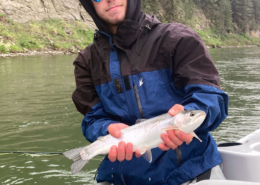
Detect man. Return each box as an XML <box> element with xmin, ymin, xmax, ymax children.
<box><xmin>72</xmin><ymin>0</ymin><xmax>229</xmax><ymax>184</ymax></box>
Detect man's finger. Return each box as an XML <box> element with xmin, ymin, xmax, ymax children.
<box><xmin>168</xmin><ymin>104</ymin><xmax>184</xmax><ymax>116</ymax></box>
<box><xmin>161</xmin><ymin>133</ymin><xmax>178</xmax><ymax>150</ymax></box>
<box><xmin>117</xmin><ymin>141</ymin><xmax>126</xmax><ymax>162</ymax></box>
<box><xmin>159</xmin><ymin>143</ymin><xmax>170</xmax><ymax>151</ymax></box>
<box><xmin>175</xmin><ymin>130</ymin><xmax>193</xmax><ymax>144</ymax></box>
<box><xmin>125</xmin><ymin>143</ymin><xmax>133</xmax><ymax>161</ymax></box>
<box><xmin>166</xmin><ymin>130</ymin><xmax>183</xmax><ymax>146</ymax></box>
<box><xmin>108</xmin><ymin>145</ymin><xmax>117</xmax><ymax>162</ymax></box>
<box><xmin>134</xmin><ymin>149</ymin><xmax>142</xmax><ymax>158</ymax></box>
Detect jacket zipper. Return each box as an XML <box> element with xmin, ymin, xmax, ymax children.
<box><xmin>133</xmin><ymin>84</ymin><xmax>144</xmax><ymax>119</ymax></box>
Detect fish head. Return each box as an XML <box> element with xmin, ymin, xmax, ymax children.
<box><xmin>170</xmin><ymin>110</ymin><xmax>206</xmax><ymax>133</ymax></box>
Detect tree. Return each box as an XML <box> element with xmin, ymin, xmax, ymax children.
<box><xmin>216</xmin><ymin>0</ymin><xmax>233</xmax><ymax>34</ymax></box>
<box><xmin>252</xmin><ymin>0</ymin><xmax>260</xmax><ymax>26</ymax></box>
<box><xmin>141</xmin><ymin>0</ymin><xmax>260</xmax><ymax>35</ymax></box>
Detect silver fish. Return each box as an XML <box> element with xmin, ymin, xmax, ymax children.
<box><xmin>64</xmin><ymin>110</ymin><xmax>206</xmax><ymax>174</ymax></box>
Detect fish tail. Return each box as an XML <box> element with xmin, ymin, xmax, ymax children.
<box><xmin>63</xmin><ymin>147</ymin><xmax>92</xmax><ymax>174</ymax></box>
<box><xmin>63</xmin><ymin>147</ymin><xmax>84</xmax><ymax>161</ymax></box>
<box><xmin>70</xmin><ymin>158</ymin><xmax>89</xmax><ymax>174</ymax></box>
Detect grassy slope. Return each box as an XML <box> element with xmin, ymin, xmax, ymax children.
<box><xmin>195</xmin><ymin>28</ymin><xmax>260</xmax><ymax>48</ymax></box>
<box><xmin>0</xmin><ymin>17</ymin><xmax>93</xmax><ymax>54</ymax></box>
<box><xmin>0</xmin><ymin>15</ymin><xmax>259</xmax><ymax>54</ymax></box>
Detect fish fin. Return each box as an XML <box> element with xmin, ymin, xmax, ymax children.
<box><xmin>137</xmin><ymin>146</ymin><xmax>148</xmax><ymax>155</ymax></box>
<box><xmin>63</xmin><ymin>147</ymin><xmax>92</xmax><ymax>174</ymax></box>
<box><xmin>161</xmin><ymin>125</ymin><xmax>179</xmax><ymax>132</ymax></box>
<box><xmin>142</xmin><ymin>149</ymin><xmax>152</xmax><ymax>163</ymax></box>
<box><xmin>63</xmin><ymin>147</ymin><xmax>85</xmax><ymax>161</ymax></box>
<box><xmin>135</xmin><ymin>119</ymin><xmax>147</xmax><ymax>124</ymax></box>
<box><xmin>70</xmin><ymin>158</ymin><xmax>88</xmax><ymax>174</ymax></box>
<box><xmin>192</xmin><ymin>132</ymin><xmax>202</xmax><ymax>142</ymax></box>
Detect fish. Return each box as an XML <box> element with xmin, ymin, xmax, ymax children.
<box><xmin>63</xmin><ymin>110</ymin><xmax>206</xmax><ymax>174</ymax></box>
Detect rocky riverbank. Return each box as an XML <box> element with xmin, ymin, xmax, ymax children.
<box><xmin>0</xmin><ymin>49</ymin><xmax>78</xmax><ymax>58</ymax></box>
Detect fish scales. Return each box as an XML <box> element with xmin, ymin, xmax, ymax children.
<box><xmin>90</xmin><ymin>114</ymin><xmax>172</xmax><ymax>156</ymax></box>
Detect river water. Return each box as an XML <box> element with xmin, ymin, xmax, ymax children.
<box><xmin>0</xmin><ymin>47</ymin><xmax>259</xmax><ymax>184</ymax></box>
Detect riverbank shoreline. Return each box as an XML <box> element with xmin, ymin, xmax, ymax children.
<box><xmin>0</xmin><ymin>45</ymin><xmax>259</xmax><ymax>58</ymax></box>
<box><xmin>0</xmin><ymin>49</ymin><xmax>78</xmax><ymax>58</ymax></box>
<box><xmin>206</xmin><ymin>44</ymin><xmax>260</xmax><ymax>49</ymax></box>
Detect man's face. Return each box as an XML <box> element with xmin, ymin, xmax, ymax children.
<box><xmin>92</xmin><ymin>0</ymin><xmax>127</xmax><ymax>26</ymax></box>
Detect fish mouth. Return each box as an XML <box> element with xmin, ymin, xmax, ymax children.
<box><xmin>200</xmin><ymin>112</ymin><xmax>206</xmax><ymax>117</ymax></box>
<box><xmin>198</xmin><ymin>112</ymin><xmax>206</xmax><ymax>118</ymax></box>
<box><xmin>195</xmin><ymin>112</ymin><xmax>206</xmax><ymax>122</ymax></box>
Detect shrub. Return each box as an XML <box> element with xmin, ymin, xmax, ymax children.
<box><xmin>19</xmin><ymin>39</ymin><xmax>40</xmax><ymax>50</ymax></box>
<box><xmin>0</xmin><ymin>45</ymin><xmax>7</xmax><ymax>53</ymax></box>
<box><xmin>9</xmin><ymin>45</ymin><xmax>23</xmax><ymax>53</ymax></box>
<box><xmin>0</xmin><ymin>13</ymin><xmax>6</xmax><ymax>21</ymax></box>
<box><xmin>77</xmin><ymin>28</ymin><xmax>89</xmax><ymax>35</ymax></box>
<box><xmin>19</xmin><ymin>40</ymin><xmax>30</xmax><ymax>48</ymax></box>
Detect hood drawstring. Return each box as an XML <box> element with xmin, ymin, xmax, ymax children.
<box><xmin>135</xmin><ymin>24</ymin><xmax>151</xmax><ymax>55</ymax></box>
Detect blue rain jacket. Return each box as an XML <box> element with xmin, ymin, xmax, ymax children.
<box><xmin>72</xmin><ymin>14</ymin><xmax>229</xmax><ymax>185</ymax></box>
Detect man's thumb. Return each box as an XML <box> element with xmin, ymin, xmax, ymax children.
<box><xmin>108</xmin><ymin>124</ymin><xmax>121</xmax><ymax>138</ymax></box>
<box><xmin>168</xmin><ymin>104</ymin><xmax>184</xmax><ymax>116</ymax></box>
<box><xmin>114</xmin><ymin>130</ymin><xmax>121</xmax><ymax>138</ymax></box>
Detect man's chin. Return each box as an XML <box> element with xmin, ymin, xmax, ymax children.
<box><xmin>105</xmin><ymin>18</ymin><xmax>124</xmax><ymax>26</ymax></box>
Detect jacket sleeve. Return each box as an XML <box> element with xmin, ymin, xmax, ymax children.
<box><xmin>72</xmin><ymin>49</ymin><xmax>117</xmax><ymax>143</ymax></box>
<box><xmin>172</xmin><ymin>26</ymin><xmax>229</xmax><ymax>132</ymax></box>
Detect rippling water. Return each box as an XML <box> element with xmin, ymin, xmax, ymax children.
<box><xmin>0</xmin><ymin>55</ymin><xmax>99</xmax><ymax>184</ymax></box>
<box><xmin>0</xmin><ymin>47</ymin><xmax>260</xmax><ymax>184</ymax></box>
<box><xmin>209</xmin><ymin>48</ymin><xmax>260</xmax><ymax>142</ymax></box>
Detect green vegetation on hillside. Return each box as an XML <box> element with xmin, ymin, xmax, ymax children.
<box><xmin>195</xmin><ymin>28</ymin><xmax>259</xmax><ymax>48</ymax></box>
<box><xmin>0</xmin><ymin>17</ymin><xmax>93</xmax><ymax>54</ymax></box>
<box><xmin>1</xmin><ymin>0</ymin><xmax>260</xmax><ymax>55</ymax></box>
<box><xmin>142</xmin><ymin>0</ymin><xmax>260</xmax><ymax>35</ymax></box>
<box><xmin>141</xmin><ymin>0</ymin><xmax>260</xmax><ymax>48</ymax></box>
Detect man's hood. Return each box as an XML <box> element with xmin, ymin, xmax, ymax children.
<box><xmin>79</xmin><ymin>0</ymin><xmax>143</xmax><ymax>35</ymax></box>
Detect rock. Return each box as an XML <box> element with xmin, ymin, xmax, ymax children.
<box><xmin>65</xmin><ymin>27</ymin><xmax>73</xmax><ymax>35</ymax></box>
<box><xmin>0</xmin><ymin>0</ymin><xmax>96</xmax><ymax>30</ymax></box>
<box><xmin>70</xmin><ymin>46</ymin><xmax>76</xmax><ymax>53</ymax></box>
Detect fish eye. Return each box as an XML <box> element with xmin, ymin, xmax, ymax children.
<box><xmin>190</xmin><ymin>112</ymin><xmax>195</xmax><ymax>117</ymax></box>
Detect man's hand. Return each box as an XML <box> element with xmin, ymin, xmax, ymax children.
<box><xmin>107</xmin><ymin>123</ymin><xmax>142</xmax><ymax>162</ymax></box>
<box><xmin>159</xmin><ymin>104</ymin><xmax>193</xmax><ymax>151</ymax></box>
